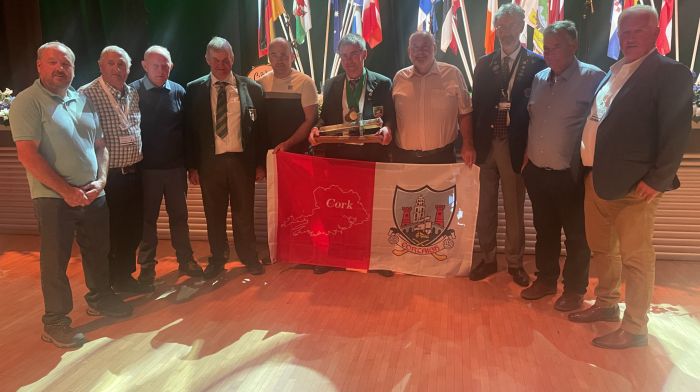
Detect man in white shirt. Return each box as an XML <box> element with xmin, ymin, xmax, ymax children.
<box><xmin>392</xmin><ymin>31</ymin><xmax>475</xmax><ymax>165</ymax></box>
<box><xmin>568</xmin><ymin>6</ymin><xmax>692</xmax><ymax>350</ymax></box>
<box><xmin>184</xmin><ymin>36</ymin><xmax>266</xmax><ymax>278</ymax></box>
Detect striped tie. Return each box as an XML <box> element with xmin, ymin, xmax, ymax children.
<box><xmin>215</xmin><ymin>81</ymin><xmax>228</xmax><ymax>138</ymax></box>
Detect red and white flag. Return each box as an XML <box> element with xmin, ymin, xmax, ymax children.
<box><xmin>440</xmin><ymin>0</ymin><xmax>461</xmax><ymax>54</ymax></box>
<box><xmin>656</xmin><ymin>0</ymin><xmax>674</xmax><ymax>56</ymax></box>
<box><xmin>484</xmin><ymin>0</ymin><xmax>498</xmax><ymax>53</ymax></box>
<box><xmin>267</xmin><ymin>152</ymin><xmax>480</xmax><ymax>277</ymax></box>
<box><xmin>362</xmin><ymin>0</ymin><xmax>383</xmax><ymax>48</ymax></box>
<box><xmin>548</xmin><ymin>0</ymin><xmax>564</xmax><ymax>24</ymax></box>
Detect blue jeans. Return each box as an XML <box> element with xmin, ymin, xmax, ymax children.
<box><xmin>33</xmin><ymin>196</ymin><xmax>112</xmax><ymax>326</ymax></box>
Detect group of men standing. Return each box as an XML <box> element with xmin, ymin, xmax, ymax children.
<box><xmin>10</xmin><ymin>3</ymin><xmax>691</xmax><ymax>352</ymax></box>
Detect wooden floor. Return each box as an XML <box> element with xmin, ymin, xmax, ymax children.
<box><xmin>1</xmin><ymin>235</ymin><xmax>699</xmax><ymax>392</ymax></box>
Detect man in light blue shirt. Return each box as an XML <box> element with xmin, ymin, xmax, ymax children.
<box><xmin>10</xmin><ymin>42</ymin><xmax>132</xmax><ymax>348</ymax></box>
<box><xmin>520</xmin><ymin>21</ymin><xmax>605</xmax><ymax>312</ymax></box>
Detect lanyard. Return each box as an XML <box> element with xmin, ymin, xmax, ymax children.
<box><xmin>98</xmin><ymin>77</ymin><xmax>131</xmax><ymax>129</ymax></box>
<box><xmin>345</xmin><ymin>68</ymin><xmax>366</xmax><ymax>111</ymax></box>
<box><xmin>500</xmin><ymin>49</ymin><xmax>523</xmax><ymax>102</ymax></box>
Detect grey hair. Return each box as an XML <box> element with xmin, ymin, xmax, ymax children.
<box><xmin>144</xmin><ymin>45</ymin><xmax>172</xmax><ymax>63</ymax></box>
<box><xmin>543</xmin><ymin>20</ymin><xmax>578</xmax><ymax>43</ymax></box>
<box><xmin>100</xmin><ymin>45</ymin><xmax>132</xmax><ymax>68</ymax></box>
<box><xmin>338</xmin><ymin>33</ymin><xmax>367</xmax><ymax>52</ymax></box>
<box><xmin>408</xmin><ymin>31</ymin><xmax>436</xmax><ymax>49</ymax></box>
<box><xmin>37</xmin><ymin>41</ymin><xmax>75</xmax><ymax>63</ymax></box>
<box><xmin>206</xmin><ymin>36</ymin><xmax>234</xmax><ymax>60</ymax></box>
<box><xmin>494</xmin><ymin>3</ymin><xmax>525</xmax><ymax>23</ymax></box>
<box><xmin>619</xmin><ymin>5</ymin><xmax>659</xmax><ymax>28</ymax></box>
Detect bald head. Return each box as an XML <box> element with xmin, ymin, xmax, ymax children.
<box><xmin>269</xmin><ymin>38</ymin><xmax>295</xmax><ymax>78</ymax></box>
<box><xmin>408</xmin><ymin>31</ymin><xmax>436</xmax><ymax>75</ymax></box>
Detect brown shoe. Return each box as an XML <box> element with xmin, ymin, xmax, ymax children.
<box><xmin>508</xmin><ymin>267</ymin><xmax>531</xmax><ymax>287</ymax></box>
<box><xmin>592</xmin><ymin>328</ymin><xmax>648</xmax><ymax>349</ymax></box>
<box><xmin>568</xmin><ymin>303</ymin><xmax>620</xmax><ymax>323</ymax></box>
<box><xmin>520</xmin><ymin>280</ymin><xmax>557</xmax><ymax>300</ymax></box>
<box><xmin>554</xmin><ymin>292</ymin><xmax>584</xmax><ymax>312</ymax></box>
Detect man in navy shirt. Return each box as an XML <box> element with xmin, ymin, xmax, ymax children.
<box><xmin>131</xmin><ymin>45</ymin><xmax>202</xmax><ymax>288</ymax></box>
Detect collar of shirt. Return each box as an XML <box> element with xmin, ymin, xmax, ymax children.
<box><xmin>100</xmin><ymin>76</ymin><xmax>129</xmax><ymax>100</ymax></box>
<box><xmin>609</xmin><ymin>48</ymin><xmax>656</xmax><ymax>76</ymax></box>
<box><xmin>143</xmin><ymin>77</ymin><xmax>171</xmax><ymax>91</ymax></box>
<box><xmin>547</xmin><ymin>57</ymin><xmax>580</xmax><ymax>85</ymax></box>
<box><xmin>35</xmin><ymin>79</ymin><xmax>78</xmax><ymax>104</ymax></box>
<box><xmin>211</xmin><ymin>72</ymin><xmax>236</xmax><ymax>87</ymax></box>
<box><xmin>406</xmin><ymin>61</ymin><xmax>440</xmax><ymax>79</ymax></box>
<box><xmin>500</xmin><ymin>46</ymin><xmax>522</xmax><ymax>63</ymax></box>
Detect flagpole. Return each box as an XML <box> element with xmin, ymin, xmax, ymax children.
<box><xmin>674</xmin><ymin>0</ymin><xmax>679</xmax><ymax>62</ymax></box>
<box><xmin>306</xmin><ymin>31</ymin><xmax>317</xmax><ymax>84</ymax></box>
<box><xmin>332</xmin><ymin>0</ymin><xmax>355</xmax><ymax>77</ymax></box>
<box><xmin>331</xmin><ymin>0</ymin><xmax>353</xmax><ymax>78</ymax></box>
<box><xmin>692</xmin><ymin>17</ymin><xmax>700</xmax><ymax>72</ymax></box>
<box><xmin>453</xmin><ymin>29</ymin><xmax>474</xmax><ymax>89</ymax></box>
<box><xmin>322</xmin><ymin>0</ymin><xmax>332</xmax><ymax>86</ymax></box>
<box><xmin>458</xmin><ymin>0</ymin><xmax>476</xmax><ymax>79</ymax></box>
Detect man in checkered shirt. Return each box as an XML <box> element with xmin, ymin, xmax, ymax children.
<box><xmin>80</xmin><ymin>45</ymin><xmax>147</xmax><ymax>294</ymax></box>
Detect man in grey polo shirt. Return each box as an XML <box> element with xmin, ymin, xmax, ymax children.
<box><xmin>520</xmin><ymin>22</ymin><xmax>604</xmax><ymax>311</ymax></box>
<box><xmin>10</xmin><ymin>42</ymin><xmax>132</xmax><ymax>348</ymax></box>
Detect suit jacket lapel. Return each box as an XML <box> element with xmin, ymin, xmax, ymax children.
<box><xmin>601</xmin><ymin>53</ymin><xmax>658</xmax><ymax>125</ymax></box>
<box><xmin>201</xmin><ymin>76</ymin><xmax>214</xmax><ymax>135</ymax></box>
<box><xmin>363</xmin><ymin>71</ymin><xmax>378</xmax><ymax>118</ymax></box>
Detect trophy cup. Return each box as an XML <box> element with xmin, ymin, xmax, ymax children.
<box><xmin>315</xmin><ymin>117</ymin><xmax>384</xmax><ymax>144</ymax></box>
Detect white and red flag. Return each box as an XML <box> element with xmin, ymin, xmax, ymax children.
<box><xmin>656</xmin><ymin>0</ymin><xmax>674</xmax><ymax>56</ymax></box>
<box><xmin>267</xmin><ymin>152</ymin><xmax>480</xmax><ymax>277</ymax></box>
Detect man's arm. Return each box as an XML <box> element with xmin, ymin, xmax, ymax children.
<box><xmin>275</xmin><ymin>104</ymin><xmax>318</xmax><ymax>152</ymax></box>
<box><xmin>459</xmin><ymin>112</ymin><xmax>475</xmax><ymax>167</ymax></box>
<box><xmin>15</xmin><ymin>140</ymin><xmax>88</xmax><ymax>207</ymax></box>
<box><xmin>82</xmin><ymin>137</ymin><xmax>109</xmax><ymax>203</ymax></box>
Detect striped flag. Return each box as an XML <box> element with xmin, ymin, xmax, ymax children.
<box><xmin>362</xmin><ymin>0</ymin><xmax>383</xmax><ymax>48</ymax></box>
<box><xmin>294</xmin><ymin>0</ymin><xmax>312</xmax><ymax>44</ymax></box>
<box><xmin>518</xmin><ymin>0</ymin><xmax>539</xmax><ymax>46</ymax></box>
<box><xmin>267</xmin><ymin>152</ymin><xmax>480</xmax><ymax>277</ymax></box>
<box><xmin>607</xmin><ymin>0</ymin><xmax>624</xmax><ymax>59</ymax></box>
<box><xmin>440</xmin><ymin>0</ymin><xmax>461</xmax><ymax>54</ymax></box>
<box><xmin>333</xmin><ymin>0</ymin><xmax>341</xmax><ymax>52</ymax></box>
<box><xmin>656</xmin><ymin>0</ymin><xmax>674</xmax><ymax>56</ymax></box>
<box><xmin>484</xmin><ymin>0</ymin><xmax>498</xmax><ymax>53</ymax></box>
<box><xmin>417</xmin><ymin>0</ymin><xmax>434</xmax><ymax>31</ymax></box>
<box><xmin>258</xmin><ymin>0</ymin><xmax>287</xmax><ymax>58</ymax></box>
<box><xmin>548</xmin><ymin>0</ymin><xmax>564</xmax><ymax>24</ymax></box>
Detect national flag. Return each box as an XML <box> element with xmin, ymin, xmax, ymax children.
<box><xmin>440</xmin><ymin>0</ymin><xmax>461</xmax><ymax>54</ymax></box>
<box><xmin>267</xmin><ymin>152</ymin><xmax>480</xmax><ymax>277</ymax></box>
<box><xmin>333</xmin><ymin>0</ymin><xmax>341</xmax><ymax>52</ymax></box>
<box><xmin>362</xmin><ymin>0</ymin><xmax>383</xmax><ymax>48</ymax></box>
<box><xmin>417</xmin><ymin>0</ymin><xmax>433</xmax><ymax>31</ymax></box>
<box><xmin>351</xmin><ymin>0</ymin><xmax>363</xmax><ymax>36</ymax></box>
<box><xmin>657</xmin><ymin>0</ymin><xmax>674</xmax><ymax>56</ymax></box>
<box><xmin>623</xmin><ymin>0</ymin><xmax>638</xmax><ymax>7</ymax></box>
<box><xmin>532</xmin><ymin>0</ymin><xmax>548</xmax><ymax>54</ymax></box>
<box><xmin>294</xmin><ymin>0</ymin><xmax>312</xmax><ymax>44</ymax></box>
<box><xmin>258</xmin><ymin>0</ymin><xmax>287</xmax><ymax>58</ymax></box>
<box><xmin>607</xmin><ymin>0</ymin><xmax>623</xmax><ymax>59</ymax></box>
<box><xmin>484</xmin><ymin>0</ymin><xmax>497</xmax><ymax>53</ymax></box>
<box><xmin>548</xmin><ymin>0</ymin><xmax>564</xmax><ymax>24</ymax></box>
<box><xmin>518</xmin><ymin>0</ymin><xmax>539</xmax><ymax>46</ymax></box>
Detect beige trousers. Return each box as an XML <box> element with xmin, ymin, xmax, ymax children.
<box><xmin>584</xmin><ymin>174</ymin><xmax>661</xmax><ymax>335</ymax></box>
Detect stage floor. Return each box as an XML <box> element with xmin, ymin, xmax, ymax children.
<box><xmin>1</xmin><ymin>234</ymin><xmax>699</xmax><ymax>391</ymax></box>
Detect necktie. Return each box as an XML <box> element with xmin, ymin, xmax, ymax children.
<box><xmin>493</xmin><ymin>56</ymin><xmax>511</xmax><ymax>139</ymax></box>
<box><xmin>215</xmin><ymin>81</ymin><xmax>228</xmax><ymax>138</ymax></box>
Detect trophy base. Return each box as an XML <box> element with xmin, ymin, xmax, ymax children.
<box><xmin>315</xmin><ymin>135</ymin><xmax>383</xmax><ymax>144</ymax></box>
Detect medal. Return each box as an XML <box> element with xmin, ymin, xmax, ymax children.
<box><xmin>345</xmin><ymin>109</ymin><xmax>359</xmax><ymax>122</ymax></box>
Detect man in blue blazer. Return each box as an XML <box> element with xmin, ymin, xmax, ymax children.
<box><xmin>568</xmin><ymin>6</ymin><xmax>692</xmax><ymax>349</ymax></box>
<box><xmin>184</xmin><ymin>36</ymin><xmax>266</xmax><ymax>279</ymax></box>
<box><xmin>469</xmin><ymin>3</ymin><xmax>546</xmax><ymax>286</ymax></box>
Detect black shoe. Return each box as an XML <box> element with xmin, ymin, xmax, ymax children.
<box><xmin>469</xmin><ymin>261</ymin><xmax>497</xmax><ymax>281</ymax></box>
<box><xmin>138</xmin><ymin>266</ymin><xmax>156</xmax><ymax>286</ymax></box>
<box><xmin>178</xmin><ymin>260</ymin><xmax>204</xmax><ymax>277</ymax></box>
<box><xmin>42</xmin><ymin>325</ymin><xmax>86</xmax><ymax>348</ymax></box>
<box><xmin>245</xmin><ymin>261</ymin><xmax>265</xmax><ymax>276</ymax></box>
<box><xmin>508</xmin><ymin>267</ymin><xmax>531</xmax><ymax>287</ymax></box>
<box><xmin>313</xmin><ymin>265</ymin><xmax>331</xmax><ymax>275</ymax></box>
<box><xmin>592</xmin><ymin>328</ymin><xmax>648</xmax><ymax>349</ymax></box>
<box><xmin>568</xmin><ymin>304</ymin><xmax>621</xmax><ymax>323</ymax></box>
<box><xmin>203</xmin><ymin>262</ymin><xmax>225</xmax><ymax>279</ymax></box>
<box><xmin>554</xmin><ymin>292</ymin><xmax>584</xmax><ymax>312</ymax></box>
<box><xmin>87</xmin><ymin>294</ymin><xmax>133</xmax><ymax>318</ymax></box>
<box><xmin>112</xmin><ymin>276</ymin><xmax>153</xmax><ymax>294</ymax></box>
<box><xmin>261</xmin><ymin>256</ymin><xmax>273</xmax><ymax>265</ymax></box>
<box><xmin>371</xmin><ymin>269</ymin><xmax>394</xmax><ymax>277</ymax></box>
<box><xmin>520</xmin><ymin>280</ymin><xmax>557</xmax><ymax>300</ymax></box>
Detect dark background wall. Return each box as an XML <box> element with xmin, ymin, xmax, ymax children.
<box><xmin>2</xmin><ymin>0</ymin><xmax>699</xmax><ymax>90</ymax></box>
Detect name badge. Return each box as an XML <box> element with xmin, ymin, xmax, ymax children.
<box><xmin>372</xmin><ymin>106</ymin><xmax>384</xmax><ymax>118</ymax></box>
<box><xmin>590</xmin><ymin>114</ymin><xmax>601</xmax><ymax>122</ymax></box>
<box><xmin>498</xmin><ymin>102</ymin><xmax>511</xmax><ymax>111</ymax></box>
<box><xmin>119</xmin><ymin>135</ymin><xmax>137</xmax><ymax>145</ymax></box>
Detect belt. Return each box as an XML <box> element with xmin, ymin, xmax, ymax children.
<box><xmin>396</xmin><ymin>143</ymin><xmax>454</xmax><ymax>158</ymax></box>
<box><xmin>530</xmin><ymin>163</ymin><xmax>568</xmax><ymax>172</ymax></box>
<box><xmin>109</xmin><ymin>164</ymin><xmax>137</xmax><ymax>175</ymax></box>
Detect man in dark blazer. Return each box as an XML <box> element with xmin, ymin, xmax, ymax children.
<box><xmin>469</xmin><ymin>3</ymin><xmax>546</xmax><ymax>286</ymax></box>
<box><xmin>309</xmin><ymin>33</ymin><xmax>395</xmax><ymax>162</ymax></box>
<box><xmin>184</xmin><ymin>36</ymin><xmax>266</xmax><ymax>278</ymax></box>
<box><xmin>568</xmin><ymin>6</ymin><xmax>692</xmax><ymax>349</ymax></box>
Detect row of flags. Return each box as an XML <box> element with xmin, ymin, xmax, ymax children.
<box><xmin>257</xmin><ymin>0</ymin><xmax>682</xmax><ymax>83</ymax></box>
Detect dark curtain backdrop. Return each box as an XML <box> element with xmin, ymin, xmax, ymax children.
<box><xmin>17</xmin><ymin>0</ymin><xmax>698</xmax><ymax>90</ymax></box>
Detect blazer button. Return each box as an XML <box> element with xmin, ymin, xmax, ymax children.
<box><xmin>490</xmin><ymin>125</ymin><xmax>495</xmax><ymax>129</ymax></box>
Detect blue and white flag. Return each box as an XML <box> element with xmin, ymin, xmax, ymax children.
<box><xmin>607</xmin><ymin>0</ymin><xmax>623</xmax><ymax>59</ymax></box>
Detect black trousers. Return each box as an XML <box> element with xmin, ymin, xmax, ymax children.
<box><xmin>199</xmin><ymin>153</ymin><xmax>258</xmax><ymax>265</ymax></box>
<box><xmin>33</xmin><ymin>196</ymin><xmax>112</xmax><ymax>326</ymax></box>
<box><xmin>105</xmin><ymin>168</ymin><xmax>143</xmax><ymax>283</ymax></box>
<box><xmin>522</xmin><ymin>162</ymin><xmax>590</xmax><ymax>294</ymax></box>
<box><xmin>138</xmin><ymin>167</ymin><xmax>194</xmax><ymax>268</ymax></box>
